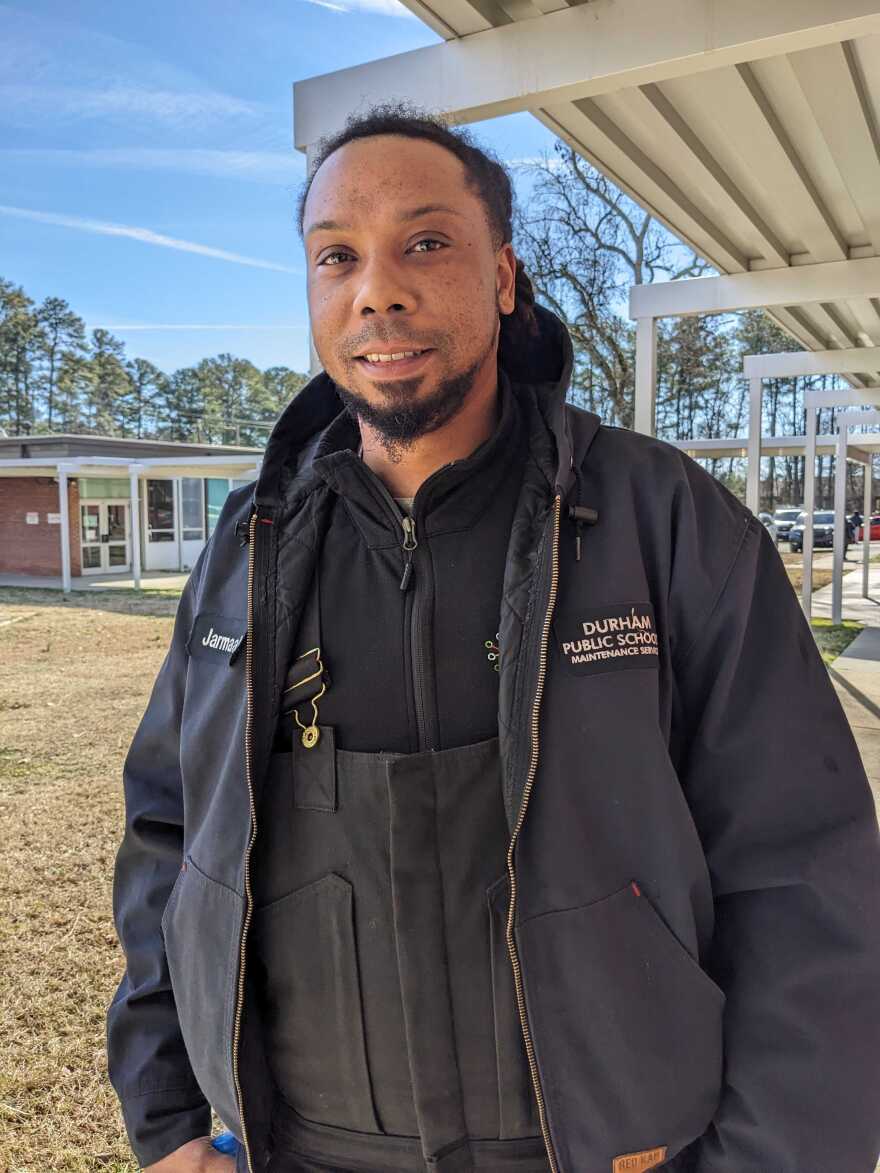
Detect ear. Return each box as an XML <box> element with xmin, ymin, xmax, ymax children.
<box><xmin>496</xmin><ymin>242</ymin><xmax>517</xmax><ymax>316</ymax></box>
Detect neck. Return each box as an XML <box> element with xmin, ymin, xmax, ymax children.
<box><xmin>357</xmin><ymin>365</ymin><xmax>501</xmax><ymax>498</ymax></box>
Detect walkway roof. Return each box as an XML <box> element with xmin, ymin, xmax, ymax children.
<box><xmin>294</xmin><ymin>2</ymin><xmax>880</xmax><ymax>379</ymax></box>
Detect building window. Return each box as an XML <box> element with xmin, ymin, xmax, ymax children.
<box><xmin>205</xmin><ymin>478</ymin><xmax>229</xmax><ymax>538</ymax></box>
<box><xmin>79</xmin><ymin>477</ymin><xmax>131</xmax><ymax>499</ymax></box>
<box><xmin>147</xmin><ymin>479</ymin><xmax>175</xmax><ymax>542</ymax></box>
<box><xmin>181</xmin><ymin>477</ymin><xmax>205</xmax><ymax>541</ymax></box>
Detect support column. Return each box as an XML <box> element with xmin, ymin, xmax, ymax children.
<box><xmin>863</xmin><ymin>458</ymin><xmax>872</xmax><ymax>599</ymax></box>
<box><xmin>309</xmin><ymin>333</ymin><xmax>322</xmax><ymax>378</ymax></box>
<box><xmin>802</xmin><ymin>407</ymin><xmax>817</xmax><ymax>618</ymax></box>
<box><xmin>129</xmin><ymin>464</ymin><xmax>143</xmax><ymax>590</ymax></box>
<box><xmin>746</xmin><ymin>376</ymin><xmax>762</xmax><ymax>515</ymax></box>
<box><xmin>633</xmin><ymin>317</ymin><xmax>657</xmax><ymax>436</ymax></box>
<box><xmin>832</xmin><ymin>425</ymin><xmax>848</xmax><ymax>625</ymax></box>
<box><xmin>57</xmin><ymin>463</ymin><xmax>72</xmax><ymax>594</ymax></box>
<box><xmin>306</xmin><ymin>142</ymin><xmax>323</xmax><ymax>380</ymax></box>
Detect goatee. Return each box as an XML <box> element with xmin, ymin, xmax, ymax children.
<box><xmin>332</xmin><ymin>356</ymin><xmax>483</xmax><ymax>464</ymax></box>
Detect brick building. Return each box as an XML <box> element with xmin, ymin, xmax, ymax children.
<box><xmin>0</xmin><ymin>434</ymin><xmax>263</xmax><ymax>589</ymax></box>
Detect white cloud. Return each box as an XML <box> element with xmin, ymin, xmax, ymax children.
<box><xmin>0</xmin><ymin>6</ymin><xmax>269</xmax><ymax>132</ymax></box>
<box><xmin>0</xmin><ymin>205</ymin><xmax>301</xmax><ymax>274</ymax></box>
<box><xmin>507</xmin><ymin>153</ymin><xmax>567</xmax><ymax>171</ymax></box>
<box><xmin>90</xmin><ymin>323</ymin><xmax>308</xmax><ymax>332</ymax></box>
<box><xmin>0</xmin><ymin>83</ymin><xmax>264</xmax><ymax>129</ymax></box>
<box><xmin>0</xmin><ymin>147</ymin><xmax>304</xmax><ymax>185</ymax></box>
<box><xmin>299</xmin><ymin>0</ymin><xmax>417</xmax><ymax>16</ymax></box>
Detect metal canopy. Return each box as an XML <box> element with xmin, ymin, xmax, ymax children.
<box><xmin>294</xmin><ymin>1</ymin><xmax>880</xmax><ymax>364</ymax></box>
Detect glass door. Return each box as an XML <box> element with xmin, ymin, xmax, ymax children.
<box><xmin>80</xmin><ymin>503</ymin><xmax>102</xmax><ymax>571</ymax></box>
<box><xmin>80</xmin><ymin>500</ymin><xmax>131</xmax><ymax>574</ymax></box>
<box><xmin>106</xmin><ymin>503</ymin><xmax>129</xmax><ymax>568</ymax></box>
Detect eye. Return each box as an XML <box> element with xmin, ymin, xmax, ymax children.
<box><xmin>314</xmin><ymin>236</ymin><xmax>443</xmax><ymax>267</ymax></box>
<box><xmin>317</xmin><ymin>249</ymin><xmax>354</xmax><ymax>267</ymax></box>
<box><xmin>410</xmin><ymin>238</ymin><xmax>446</xmax><ymax>253</ymax></box>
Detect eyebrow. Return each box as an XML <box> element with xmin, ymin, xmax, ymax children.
<box><xmin>305</xmin><ymin>203</ymin><xmax>464</xmax><ymax>237</ymax></box>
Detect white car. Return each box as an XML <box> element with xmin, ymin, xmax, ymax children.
<box><xmin>758</xmin><ymin>512</ymin><xmax>779</xmax><ymax>544</ymax></box>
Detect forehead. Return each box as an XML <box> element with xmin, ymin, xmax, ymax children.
<box><xmin>304</xmin><ymin>135</ymin><xmax>486</xmax><ymax>230</ymax></box>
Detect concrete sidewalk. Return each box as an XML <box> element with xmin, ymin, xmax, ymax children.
<box><xmin>0</xmin><ymin>569</ymin><xmax>190</xmax><ymax>592</ymax></box>
<box><xmin>810</xmin><ymin>560</ymin><xmax>880</xmax><ymax>627</ymax></box>
<box><xmin>828</xmin><ymin>626</ymin><xmax>880</xmax><ymax>811</ymax></box>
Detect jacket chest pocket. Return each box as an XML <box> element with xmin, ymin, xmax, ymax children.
<box><xmin>291</xmin><ymin>725</ymin><xmax>337</xmax><ymax>812</ymax></box>
<box><xmin>250</xmin><ymin>872</ymin><xmax>379</xmax><ymax>1132</ymax></box>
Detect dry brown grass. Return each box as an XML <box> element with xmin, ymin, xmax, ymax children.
<box><xmin>0</xmin><ymin>587</ymin><xmax>226</xmax><ymax>1172</ymax></box>
<box><xmin>779</xmin><ymin>550</ymin><xmax>835</xmax><ymax>593</ymax></box>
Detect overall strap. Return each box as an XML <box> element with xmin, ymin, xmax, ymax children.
<box><xmin>280</xmin><ymin>558</ymin><xmax>328</xmax><ymax>718</ymax></box>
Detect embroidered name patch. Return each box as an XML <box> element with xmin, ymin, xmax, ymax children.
<box><xmin>186</xmin><ymin>612</ymin><xmax>247</xmax><ymax>664</ymax></box>
<box><xmin>553</xmin><ymin>601</ymin><xmax>659</xmax><ymax>676</ymax></box>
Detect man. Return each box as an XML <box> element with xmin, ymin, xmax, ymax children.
<box><xmin>107</xmin><ymin>105</ymin><xmax>880</xmax><ymax>1173</ymax></box>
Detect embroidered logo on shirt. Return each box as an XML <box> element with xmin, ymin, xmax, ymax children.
<box><xmin>484</xmin><ymin>632</ymin><xmax>500</xmax><ymax>672</ymax></box>
<box><xmin>612</xmin><ymin>1147</ymin><xmax>667</xmax><ymax>1173</ymax></box>
<box><xmin>553</xmin><ymin>602</ymin><xmax>659</xmax><ymax>676</ymax></box>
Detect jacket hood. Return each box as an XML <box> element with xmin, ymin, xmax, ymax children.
<box><xmin>252</xmin><ymin>302</ymin><xmax>597</xmax><ymax>512</ymax></box>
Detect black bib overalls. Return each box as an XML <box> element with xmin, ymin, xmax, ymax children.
<box><xmin>249</xmin><ymin>379</ymin><xmax>551</xmax><ymax>1172</ymax></box>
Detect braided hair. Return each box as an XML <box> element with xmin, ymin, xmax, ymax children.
<box><xmin>296</xmin><ymin>101</ymin><xmax>541</xmax><ymax>359</ymax></box>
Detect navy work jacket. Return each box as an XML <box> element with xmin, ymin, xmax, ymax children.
<box><xmin>107</xmin><ymin>304</ymin><xmax>880</xmax><ymax>1173</ymax></box>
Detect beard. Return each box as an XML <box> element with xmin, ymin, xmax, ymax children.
<box><xmin>331</xmin><ymin>323</ymin><xmax>497</xmax><ymax>464</ymax></box>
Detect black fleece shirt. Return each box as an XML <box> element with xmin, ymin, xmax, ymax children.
<box><xmin>273</xmin><ymin>366</ymin><xmax>529</xmax><ymax>754</ymax></box>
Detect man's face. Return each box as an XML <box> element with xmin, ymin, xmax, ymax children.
<box><xmin>302</xmin><ymin>134</ymin><xmax>516</xmax><ymax>454</ymax></box>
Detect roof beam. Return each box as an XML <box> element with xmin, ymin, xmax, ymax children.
<box><xmin>733</xmin><ymin>61</ymin><xmax>849</xmax><ymax>259</ymax></box>
<box><xmin>637</xmin><ymin>82</ymin><xmax>789</xmax><ymax>266</ymax></box>
<box><xmin>629</xmin><ymin>254</ymin><xmax>880</xmax><ymax>318</ymax></box>
<box><xmin>294</xmin><ymin>0</ymin><xmax>880</xmax><ymax>149</ymax></box>
<box><xmin>569</xmin><ymin>97</ymin><xmax>752</xmax><ymax>271</ymax></box>
<box><xmin>744</xmin><ymin>346</ymin><xmax>880</xmax><ymax>377</ymax></box>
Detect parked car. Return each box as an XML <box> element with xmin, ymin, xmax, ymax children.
<box><xmin>772</xmin><ymin>506</ymin><xmax>805</xmax><ymax>543</ymax></box>
<box><xmin>757</xmin><ymin>512</ymin><xmax>779</xmax><ymax>543</ymax></box>
<box><xmin>856</xmin><ymin>515</ymin><xmax>880</xmax><ymax>541</ymax></box>
<box><xmin>789</xmin><ymin>511</ymin><xmax>850</xmax><ymax>553</ymax></box>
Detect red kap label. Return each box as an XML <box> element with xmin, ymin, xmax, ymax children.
<box><xmin>552</xmin><ymin>601</ymin><xmax>659</xmax><ymax>676</ymax></box>
<box><xmin>612</xmin><ymin>1147</ymin><xmax>668</xmax><ymax>1173</ymax></box>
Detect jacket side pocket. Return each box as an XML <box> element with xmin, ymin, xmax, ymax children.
<box><xmin>162</xmin><ymin>852</ymin><xmax>244</xmax><ymax>1136</ymax></box>
<box><xmin>516</xmin><ymin>881</ymin><xmax>725</xmax><ymax>1171</ymax></box>
<box><xmin>251</xmin><ymin>872</ymin><xmax>379</xmax><ymax>1132</ymax></box>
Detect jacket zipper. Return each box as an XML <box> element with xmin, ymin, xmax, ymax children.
<box><xmin>400</xmin><ymin>514</ymin><xmax>432</xmax><ymax>748</ymax></box>
<box><xmin>354</xmin><ymin>460</ymin><xmax>432</xmax><ymax>748</ymax></box>
<box><xmin>231</xmin><ymin>505</ymin><xmax>259</xmax><ymax>1173</ymax></box>
<box><xmin>504</xmin><ymin>492</ymin><xmax>562</xmax><ymax>1173</ymax></box>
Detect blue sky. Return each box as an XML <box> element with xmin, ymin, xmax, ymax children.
<box><xmin>1</xmin><ymin>0</ymin><xmax>558</xmax><ymax>375</ymax></box>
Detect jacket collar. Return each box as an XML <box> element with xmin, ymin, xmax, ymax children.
<box><xmin>252</xmin><ymin>302</ymin><xmax>589</xmax><ymax>513</ymax></box>
<box><xmin>308</xmin><ymin>362</ymin><xmax>526</xmax><ymax>542</ymax></box>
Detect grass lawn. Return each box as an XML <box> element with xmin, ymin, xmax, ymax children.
<box><xmin>809</xmin><ymin>618</ymin><xmax>864</xmax><ymax>665</ymax></box>
<box><xmin>779</xmin><ymin>550</ymin><xmax>835</xmax><ymax>593</ymax></box>
<box><xmin>0</xmin><ymin>586</ymin><xmax>234</xmax><ymax>1172</ymax></box>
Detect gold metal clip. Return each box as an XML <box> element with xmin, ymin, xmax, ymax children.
<box><xmin>288</xmin><ymin>646</ymin><xmax>326</xmax><ymax>749</ymax></box>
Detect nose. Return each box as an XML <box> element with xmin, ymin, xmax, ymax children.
<box><xmin>351</xmin><ymin>255</ymin><xmax>415</xmax><ymax>318</ymax></box>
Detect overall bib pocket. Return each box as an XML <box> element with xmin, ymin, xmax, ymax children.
<box><xmin>251</xmin><ymin>872</ymin><xmax>380</xmax><ymax>1133</ymax></box>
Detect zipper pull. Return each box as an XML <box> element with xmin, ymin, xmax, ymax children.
<box><xmin>235</xmin><ymin>518</ymin><xmax>251</xmax><ymax>547</ymax></box>
<box><xmin>399</xmin><ymin>515</ymin><xmax>417</xmax><ymax>591</ymax></box>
